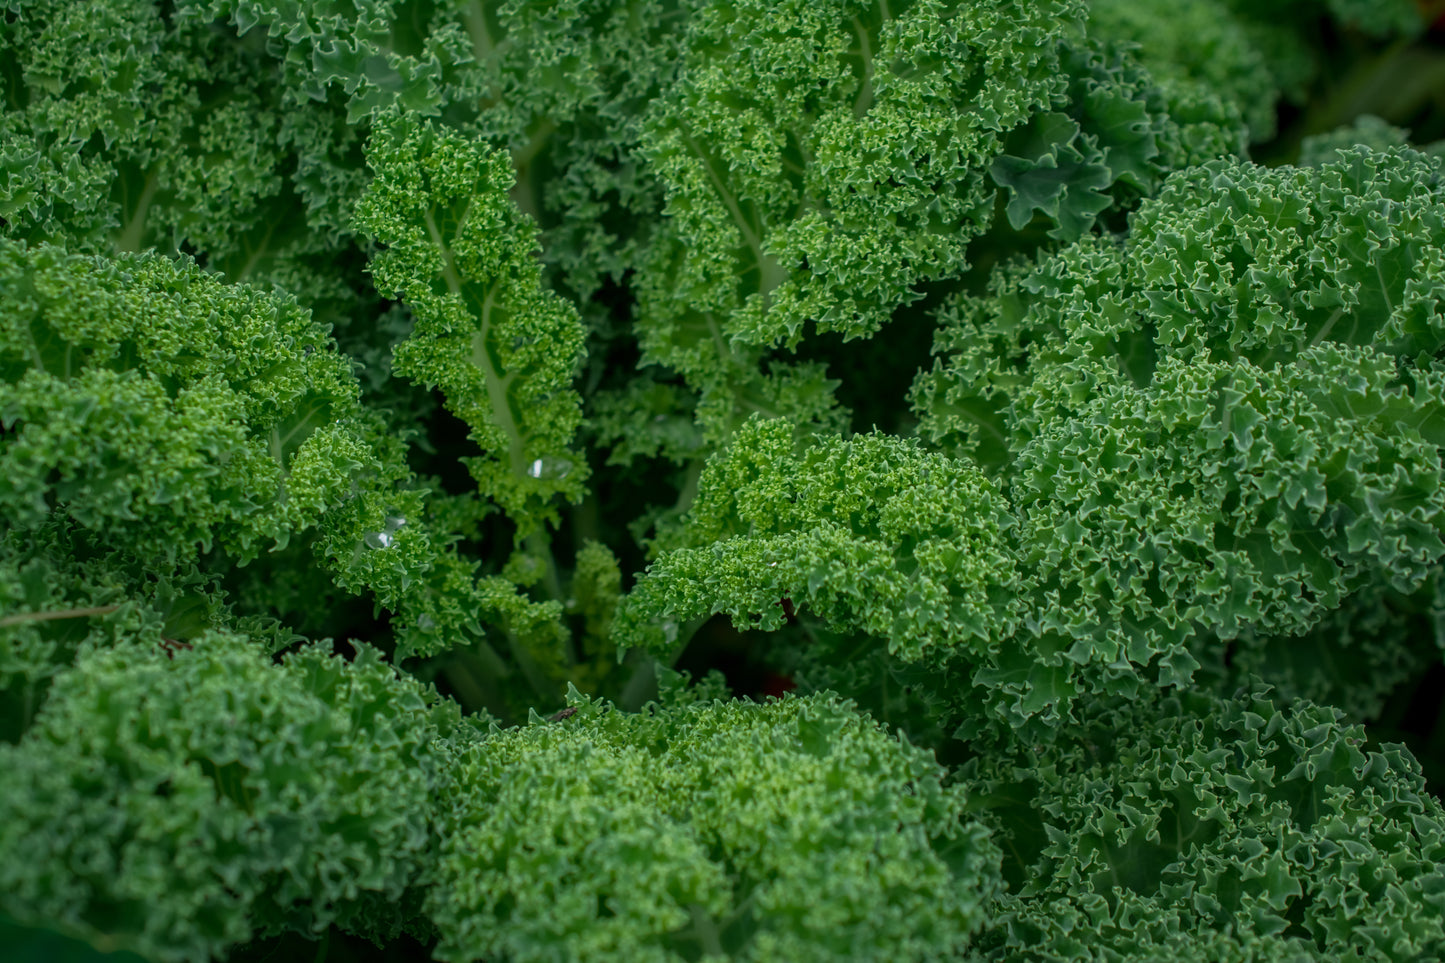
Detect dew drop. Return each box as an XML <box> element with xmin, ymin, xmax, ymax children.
<box><xmin>363</xmin><ymin>531</ymin><xmax>393</xmax><ymax>550</ymax></box>
<box><xmin>526</xmin><ymin>457</ymin><xmax>573</xmax><ymax>480</ymax></box>
<box><xmin>383</xmin><ymin>515</ymin><xmax>407</xmax><ymax>532</ymax></box>
<box><xmin>415</xmin><ymin>613</ymin><xmax>437</xmax><ymax>631</ymax></box>
<box><xmin>661</xmin><ymin>620</ymin><xmax>679</xmax><ymax>643</ymax></box>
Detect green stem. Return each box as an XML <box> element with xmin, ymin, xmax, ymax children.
<box><xmin>311</xmin><ymin>928</ymin><xmax>330</xmax><ymax>963</ymax></box>
<box><xmin>506</xmin><ymin>626</ymin><xmax>561</xmax><ymax>707</ymax></box>
<box><xmin>617</xmin><ymin>653</ymin><xmax>658</xmax><ymax>712</ymax></box>
<box><xmin>114</xmin><ymin>169</ymin><xmax>158</xmax><ymax>254</ymax></box>
<box><xmin>666</xmin><ymin>615</ymin><xmax>712</xmax><ymax>669</ymax></box>
<box><xmin>20</xmin><ymin>682</ymin><xmax>35</xmax><ymax>734</ymax></box>
<box><xmin>461</xmin><ymin>0</ymin><xmax>497</xmax><ymax>61</ymax></box>
<box><xmin>526</xmin><ymin>530</ymin><xmax>567</xmax><ymax>610</ymax></box>
<box><xmin>851</xmin><ymin>16</ymin><xmax>875</xmax><ymax>119</ymax></box>
<box><xmin>686</xmin><ymin>904</ymin><xmax>726</xmax><ymax>959</ymax></box>
<box><xmin>443</xmin><ymin>644</ymin><xmax>513</xmax><ymax>722</ymax></box>
<box><xmin>509</xmin><ymin>120</ymin><xmax>557</xmax><ymax>221</ymax></box>
<box><xmin>673</xmin><ymin>458</ymin><xmax>705</xmax><ymax>519</ymax></box>
<box><xmin>0</xmin><ymin>604</ymin><xmax>120</xmax><ymax>628</ymax></box>
<box><xmin>572</xmin><ymin>491</ymin><xmax>602</xmax><ymax>551</ymax></box>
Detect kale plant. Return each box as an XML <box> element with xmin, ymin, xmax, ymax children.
<box><xmin>4</xmin><ymin>1</ymin><xmax>1445</xmax><ymax>961</ymax></box>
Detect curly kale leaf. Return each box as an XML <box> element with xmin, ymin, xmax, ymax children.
<box><xmin>623</xmin><ymin>339</ymin><xmax>1445</xmax><ymax>728</ymax></box>
<box><xmin>0</xmin><ymin>0</ymin><xmax>364</xmax><ymax>320</ymax></box>
<box><xmin>626</xmin><ymin>150</ymin><xmax>1445</xmax><ymax>728</ymax></box>
<box><xmin>1084</xmin><ymin>0</ymin><xmax>1285</xmax><ymax>144</ymax></box>
<box><xmin>614</xmin><ymin>415</ymin><xmax>1023</xmax><ymax>667</ymax></box>
<box><xmin>914</xmin><ymin>148</ymin><xmax>1445</xmax><ymax>466</ymax></box>
<box><xmin>959</xmin><ymin>684</ymin><xmax>1445</xmax><ymax>962</ymax></box>
<box><xmin>1297</xmin><ymin>115</ymin><xmax>1415</xmax><ymax>167</ymax></box>
<box><xmin>636</xmin><ymin>0</ymin><xmax>1083</xmax><ymax>353</ymax></box>
<box><xmin>1200</xmin><ymin>565</ymin><xmax>1445</xmax><ymax>722</ymax></box>
<box><xmin>189</xmin><ymin>0</ymin><xmax>684</xmax><ymax>309</ymax></box>
<box><xmin>427</xmin><ymin>679</ymin><xmax>999</xmax><ymax>963</ymax></box>
<box><xmin>0</xmin><ymin>240</ymin><xmax>375</xmax><ymax>565</ymax></box>
<box><xmin>0</xmin><ymin>237</ymin><xmax>560</xmax><ymax>669</ymax></box>
<box><xmin>988</xmin><ymin>31</ymin><xmax>1248</xmax><ymax>243</ymax></box>
<box><xmin>0</xmin><ymin>632</ymin><xmax>467</xmax><ymax>962</ymax></box>
<box><xmin>992</xmin><ymin>348</ymin><xmax>1445</xmax><ymax>706</ymax></box>
<box><xmin>355</xmin><ymin>113</ymin><xmax>590</xmax><ymax>538</ymax></box>
<box><xmin>0</xmin><ymin>518</ymin><xmax>301</xmax><ymax>744</ymax></box>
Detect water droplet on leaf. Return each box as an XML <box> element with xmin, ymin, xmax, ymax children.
<box><xmin>363</xmin><ymin>531</ymin><xmax>393</xmax><ymax>550</ymax></box>
<box><xmin>526</xmin><ymin>457</ymin><xmax>573</xmax><ymax>480</ymax></box>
